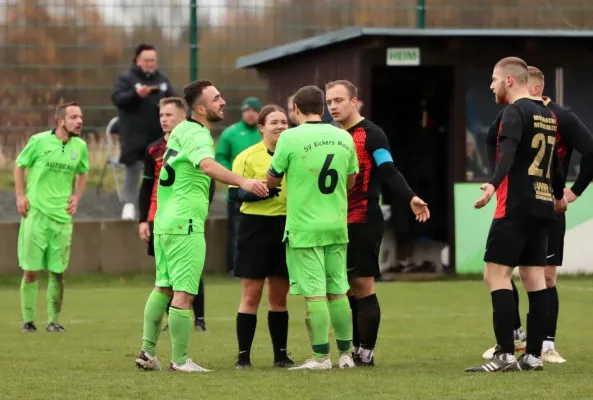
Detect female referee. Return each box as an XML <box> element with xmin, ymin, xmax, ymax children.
<box><xmin>229</xmin><ymin>104</ymin><xmax>294</xmax><ymax>369</ymax></box>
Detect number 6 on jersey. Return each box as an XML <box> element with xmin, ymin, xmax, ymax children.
<box><xmin>318</xmin><ymin>154</ymin><xmax>338</xmax><ymax>194</ymax></box>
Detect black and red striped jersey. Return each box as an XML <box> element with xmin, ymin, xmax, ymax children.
<box><xmin>346</xmin><ymin>119</ymin><xmax>390</xmax><ymax>224</ymax></box>
<box><xmin>143</xmin><ymin>137</ymin><xmax>167</xmax><ymax>222</ymax></box>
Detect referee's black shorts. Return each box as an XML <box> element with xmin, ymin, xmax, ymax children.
<box><xmin>233</xmin><ymin>213</ymin><xmax>288</xmax><ymax>280</ymax></box>
<box><xmin>147</xmin><ymin>221</ymin><xmax>155</xmax><ymax>257</ymax></box>
<box><xmin>484</xmin><ymin>215</ymin><xmax>554</xmax><ymax>267</ymax></box>
<box><xmin>547</xmin><ymin>213</ymin><xmax>566</xmax><ymax>267</ymax></box>
<box><xmin>347</xmin><ymin>219</ymin><xmax>385</xmax><ymax>278</ymax></box>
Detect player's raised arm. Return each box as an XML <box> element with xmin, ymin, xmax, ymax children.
<box><xmin>369</xmin><ymin>130</ymin><xmax>415</xmax><ymax>201</ymax></box>
<box><xmin>364</xmin><ymin>124</ymin><xmax>429</xmax><ymax>221</ymax></box>
<box><xmin>199</xmin><ymin>158</ymin><xmax>268</xmax><ymax>198</ymax></box>
<box><xmin>183</xmin><ymin>122</ymin><xmax>265</xmax><ymax>197</ymax></box>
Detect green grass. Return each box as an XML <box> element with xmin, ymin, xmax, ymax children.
<box><xmin>0</xmin><ymin>275</ymin><xmax>591</xmax><ymax>399</ymax></box>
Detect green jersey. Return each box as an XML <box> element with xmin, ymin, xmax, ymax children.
<box><xmin>269</xmin><ymin>122</ymin><xmax>359</xmax><ymax>248</ymax></box>
<box><xmin>154</xmin><ymin>119</ymin><xmax>214</xmax><ymax>235</ymax></box>
<box><xmin>15</xmin><ymin>130</ymin><xmax>89</xmax><ymax>223</ymax></box>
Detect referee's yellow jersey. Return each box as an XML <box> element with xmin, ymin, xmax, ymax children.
<box><xmin>230</xmin><ymin>141</ymin><xmax>287</xmax><ymax>216</ymax></box>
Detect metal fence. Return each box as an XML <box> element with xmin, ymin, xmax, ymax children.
<box><xmin>2</xmin><ymin>0</ymin><xmax>593</xmax><ymax>155</ymax></box>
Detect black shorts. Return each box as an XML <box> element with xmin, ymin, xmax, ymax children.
<box><xmin>547</xmin><ymin>213</ymin><xmax>566</xmax><ymax>267</ymax></box>
<box><xmin>233</xmin><ymin>214</ymin><xmax>288</xmax><ymax>280</ymax></box>
<box><xmin>147</xmin><ymin>221</ymin><xmax>155</xmax><ymax>257</ymax></box>
<box><xmin>484</xmin><ymin>216</ymin><xmax>554</xmax><ymax>267</ymax></box>
<box><xmin>347</xmin><ymin>220</ymin><xmax>385</xmax><ymax>278</ymax></box>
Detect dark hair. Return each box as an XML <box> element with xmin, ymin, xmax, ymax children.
<box><xmin>293</xmin><ymin>85</ymin><xmax>324</xmax><ymax>116</ymax></box>
<box><xmin>133</xmin><ymin>44</ymin><xmax>156</xmax><ymax>62</ymax></box>
<box><xmin>54</xmin><ymin>101</ymin><xmax>80</xmax><ymax>121</ymax></box>
<box><xmin>183</xmin><ymin>80</ymin><xmax>213</xmax><ymax>108</ymax></box>
<box><xmin>257</xmin><ymin>104</ymin><xmax>287</xmax><ymax>126</ymax></box>
<box><xmin>325</xmin><ymin>80</ymin><xmax>358</xmax><ymax>98</ymax></box>
<box><xmin>159</xmin><ymin>97</ymin><xmax>187</xmax><ymax>111</ymax></box>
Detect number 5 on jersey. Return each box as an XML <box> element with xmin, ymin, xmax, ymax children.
<box><xmin>160</xmin><ymin>148</ymin><xmax>179</xmax><ymax>187</ymax></box>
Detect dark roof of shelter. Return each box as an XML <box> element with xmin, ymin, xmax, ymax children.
<box><xmin>236</xmin><ymin>26</ymin><xmax>593</xmax><ymax>69</ymax></box>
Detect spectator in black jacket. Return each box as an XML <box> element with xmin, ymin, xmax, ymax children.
<box><xmin>111</xmin><ymin>44</ymin><xmax>176</xmax><ymax>220</ymax></box>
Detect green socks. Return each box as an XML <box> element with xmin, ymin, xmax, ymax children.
<box><xmin>305</xmin><ymin>299</ymin><xmax>330</xmax><ymax>358</ymax></box>
<box><xmin>20</xmin><ymin>279</ymin><xmax>38</xmax><ymax>323</ymax></box>
<box><xmin>329</xmin><ymin>296</ymin><xmax>353</xmax><ymax>355</ymax></box>
<box><xmin>20</xmin><ymin>274</ymin><xmax>67</xmax><ymax>325</ymax></box>
<box><xmin>141</xmin><ymin>290</ymin><xmax>192</xmax><ymax>365</ymax></box>
<box><xmin>47</xmin><ymin>273</ymin><xmax>64</xmax><ymax>324</ymax></box>
<box><xmin>169</xmin><ymin>307</ymin><xmax>192</xmax><ymax>365</ymax></box>
<box><xmin>141</xmin><ymin>290</ymin><xmax>171</xmax><ymax>356</ymax></box>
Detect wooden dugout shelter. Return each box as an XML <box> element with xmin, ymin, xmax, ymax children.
<box><xmin>236</xmin><ymin>26</ymin><xmax>593</xmax><ymax>271</ymax></box>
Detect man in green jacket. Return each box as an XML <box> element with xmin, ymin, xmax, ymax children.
<box><xmin>215</xmin><ymin>96</ymin><xmax>262</xmax><ymax>274</ymax></box>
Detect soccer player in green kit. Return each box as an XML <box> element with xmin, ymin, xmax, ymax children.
<box><xmin>267</xmin><ymin>85</ymin><xmax>359</xmax><ymax>370</ymax></box>
<box><xmin>15</xmin><ymin>102</ymin><xmax>89</xmax><ymax>333</ymax></box>
<box><xmin>135</xmin><ymin>80</ymin><xmax>269</xmax><ymax>373</ymax></box>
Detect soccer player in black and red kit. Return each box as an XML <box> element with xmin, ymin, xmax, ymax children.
<box><xmin>325</xmin><ymin>80</ymin><xmax>430</xmax><ymax>366</ymax></box>
<box><xmin>480</xmin><ymin>66</ymin><xmax>593</xmax><ymax>364</ymax></box>
<box><xmin>466</xmin><ymin>57</ymin><xmax>567</xmax><ymax>373</ymax></box>
<box><xmin>138</xmin><ymin>97</ymin><xmax>214</xmax><ymax>332</ymax></box>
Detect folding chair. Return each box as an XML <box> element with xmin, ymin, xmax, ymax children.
<box><xmin>96</xmin><ymin>116</ymin><xmax>125</xmax><ymax>200</ymax></box>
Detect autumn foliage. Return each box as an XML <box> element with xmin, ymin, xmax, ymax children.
<box><xmin>0</xmin><ymin>0</ymin><xmax>590</xmax><ymax>162</ymax></box>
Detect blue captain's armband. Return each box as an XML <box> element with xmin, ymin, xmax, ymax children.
<box><xmin>373</xmin><ymin>148</ymin><xmax>393</xmax><ymax>166</ymax></box>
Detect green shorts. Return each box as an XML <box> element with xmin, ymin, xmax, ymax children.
<box><xmin>18</xmin><ymin>208</ymin><xmax>73</xmax><ymax>274</ymax></box>
<box><xmin>286</xmin><ymin>243</ymin><xmax>349</xmax><ymax>297</ymax></box>
<box><xmin>154</xmin><ymin>233</ymin><xmax>205</xmax><ymax>295</ymax></box>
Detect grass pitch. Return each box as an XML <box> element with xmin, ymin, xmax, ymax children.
<box><xmin>0</xmin><ymin>275</ymin><xmax>591</xmax><ymax>400</ymax></box>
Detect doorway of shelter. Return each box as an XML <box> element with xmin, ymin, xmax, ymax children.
<box><xmin>371</xmin><ymin>65</ymin><xmax>452</xmax><ymax>275</ymax></box>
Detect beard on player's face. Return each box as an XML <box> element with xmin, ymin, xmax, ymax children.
<box><xmin>497</xmin><ymin>87</ymin><xmax>507</xmax><ymax>104</ymax></box>
<box><xmin>61</xmin><ymin>122</ymin><xmax>81</xmax><ymax>137</ymax></box>
<box><xmin>206</xmin><ymin>108</ymin><xmax>222</xmax><ymax>122</ymax></box>
<box><xmin>493</xmin><ymin>82</ymin><xmax>506</xmax><ymax>104</ymax></box>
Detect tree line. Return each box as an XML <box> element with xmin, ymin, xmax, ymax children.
<box><xmin>1</xmin><ymin>0</ymin><xmax>590</xmax><ymax>151</ymax></box>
